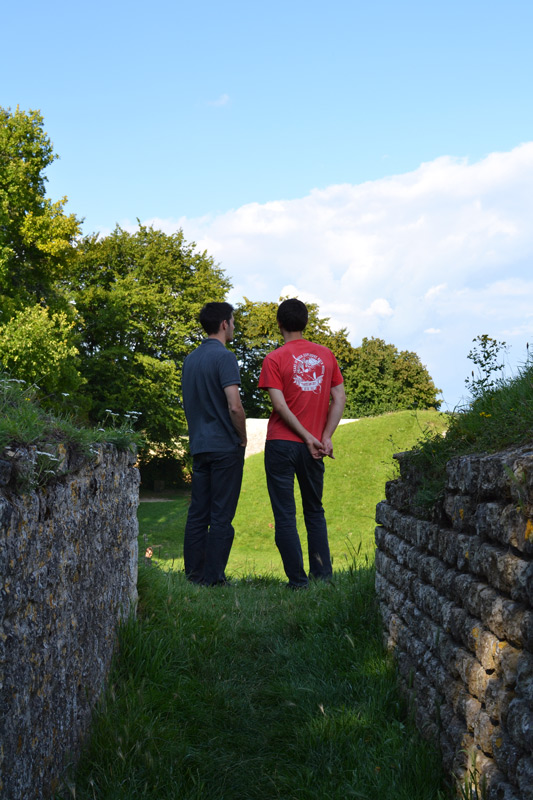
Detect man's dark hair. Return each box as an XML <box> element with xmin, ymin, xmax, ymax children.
<box><xmin>199</xmin><ymin>302</ymin><xmax>234</xmax><ymax>335</ymax></box>
<box><xmin>277</xmin><ymin>298</ymin><xmax>308</xmax><ymax>332</ymax></box>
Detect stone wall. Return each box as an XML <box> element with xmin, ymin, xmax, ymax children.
<box><xmin>375</xmin><ymin>444</ymin><xmax>533</xmax><ymax>800</ymax></box>
<box><xmin>0</xmin><ymin>443</ymin><xmax>140</xmax><ymax>800</ymax></box>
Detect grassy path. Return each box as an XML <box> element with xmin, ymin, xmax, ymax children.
<box><xmin>61</xmin><ymin>412</ymin><xmax>451</xmax><ymax>798</ymax></box>
<box><xmin>64</xmin><ymin>565</ymin><xmax>448</xmax><ymax>799</ymax></box>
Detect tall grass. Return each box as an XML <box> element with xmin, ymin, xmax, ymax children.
<box><xmin>59</xmin><ymin>564</ymin><xmax>449</xmax><ymax>800</ymax></box>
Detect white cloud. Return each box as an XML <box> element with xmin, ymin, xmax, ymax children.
<box><xmin>424</xmin><ymin>284</ymin><xmax>447</xmax><ymax>301</ymax></box>
<box><xmin>144</xmin><ymin>142</ymin><xmax>533</xmax><ymax>406</ymax></box>
<box><xmin>208</xmin><ymin>93</ymin><xmax>230</xmax><ymax>107</ymax></box>
<box><xmin>363</xmin><ymin>298</ymin><xmax>394</xmax><ymax>317</ymax></box>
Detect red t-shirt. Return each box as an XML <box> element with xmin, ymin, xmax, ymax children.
<box><xmin>258</xmin><ymin>339</ymin><xmax>344</xmax><ymax>442</ymax></box>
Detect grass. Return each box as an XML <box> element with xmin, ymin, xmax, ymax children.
<box><xmin>59</xmin><ymin>565</ymin><xmax>449</xmax><ymax>800</ymax></box>
<box><xmin>0</xmin><ymin>373</ymin><xmax>142</xmax><ymax>489</ymax></box>
<box><xmin>60</xmin><ymin>409</ymin><xmax>452</xmax><ymax>799</ymax></box>
<box><xmin>138</xmin><ymin>409</ymin><xmax>448</xmax><ymax>574</ymax></box>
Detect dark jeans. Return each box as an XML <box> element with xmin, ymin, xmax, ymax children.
<box><xmin>184</xmin><ymin>447</ymin><xmax>245</xmax><ymax>585</ymax></box>
<box><xmin>264</xmin><ymin>440</ymin><xmax>332</xmax><ymax>588</ymax></box>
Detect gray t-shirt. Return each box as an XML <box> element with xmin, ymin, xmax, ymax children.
<box><xmin>182</xmin><ymin>338</ymin><xmax>242</xmax><ymax>455</ymax></box>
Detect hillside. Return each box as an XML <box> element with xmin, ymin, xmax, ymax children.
<box><xmin>138</xmin><ymin>409</ymin><xmax>447</xmax><ymax>576</ymax></box>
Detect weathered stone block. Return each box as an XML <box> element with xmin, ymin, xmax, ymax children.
<box><xmin>485</xmin><ymin>679</ymin><xmax>515</xmax><ymax>725</ymax></box>
<box><xmin>515</xmin><ymin>653</ymin><xmax>533</xmax><ymax>702</ymax></box>
<box><xmin>384</xmin><ymin>479</ymin><xmax>412</xmax><ymax>511</ymax></box>
<box><xmin>0</xmin><ymin>458</ymin><xmax>12</xmax><ymax>486</ymax></box>
<box><xmin>492</xmin><ymin>731</ymin><xmax>523</xmax><ymax>783</ymax></box>
<box><xmin>444</xmin><ymin>493</ymin><xmax>477</xmax><ymax>531</ymax></box>
<box><xmin>474</xmin><ymin>711</ymin><xmax>499</xmax><ymax>755</ymax></box>
<box><xmin>476</xmin><ymin>503</ymin><xmax>533</xmax><ymax>556</ymax></box>
<box><xmin>507</xmin><ymin>699</ymin><xmax>533</xmax><ymax>751</ymax></box>
<box><xmin>516</xmin><ymin>755</ymin><xmax>533</xmax><ymax>800</ymax></box>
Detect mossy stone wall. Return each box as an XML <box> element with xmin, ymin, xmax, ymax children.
<box><xmin>0</xmin><ymin>444</ymin><xmax>139</xmax><ymax>799</ymax></box>
<box><xmin>375</xmin><ymin>445</ymin><xmax>533</xmax><ymax>800</ymax></box>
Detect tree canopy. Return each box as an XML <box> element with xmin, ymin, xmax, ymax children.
<box><xmin>72</xmin><ymin>224</ymin><xmax>230</xmax><ymax>446</ymax></box>
<box><xmin>343</xmin><ymin>337</ymin><xmax>441</xmax><ymax>417</ymax></box>
<box><xmin>0</xmin><ymin>106</ymin><xmax>80</xmax><ymax>319</ymax></box>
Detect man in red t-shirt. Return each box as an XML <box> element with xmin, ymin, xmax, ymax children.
<box><xmin>258</xmin><ymin>298</ymin><xmax>346</xmax><ymax>588</ymax></box>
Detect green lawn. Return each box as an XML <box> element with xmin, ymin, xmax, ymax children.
<box><xmin>139</xmin><ymin>409</ymin><xmax>447</xmax><ymax>576</ymax></box>
<box><xmin>62</xmin><ymin>565</ymin><xmax>449</xmax><ymax>800</ymax></box>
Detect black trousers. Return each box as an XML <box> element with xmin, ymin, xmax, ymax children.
<box><xmin>184</xmin><ymin>447</ymin><xmax>245</xmax><ymax>585</ymax></box>
<box><xmin>264</xmin><ymin>439</ymin><xmax>332</xmax><ymax>588</ymax></box>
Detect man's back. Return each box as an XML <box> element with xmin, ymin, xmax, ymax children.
<box><xmin>182</xmin><ymin>338</ymin><xmax>241</xmax><ymax>455</ymax></box>
<box><xmin>259</xmin><ymin>339</ymin><xmax>343</xmax><ymax>443</ymax></box>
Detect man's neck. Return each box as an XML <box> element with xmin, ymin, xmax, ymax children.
<box><xmin>281</xmin><ymin>330</ymin><xmax>305</xmax><ymax>343</ymax></box>
<box><xmin>208</xmin><ymin>332</ymin><xmax>227</xmax><ymax>345</ymax></box>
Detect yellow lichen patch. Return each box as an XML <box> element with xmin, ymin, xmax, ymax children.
<box><xmin>525</xmin><ymin>519</ymin><xmax>533</xmax><ymax>541</ymax></box>
<box><xmin>471</xmin><ymin>627</ymin><xmax>479</xmax><ymax>639</ymax></box>
<box><xmin>459</xmin><ymin>508</ymin><xmax>464</xmax><ymax>520</ymax></box>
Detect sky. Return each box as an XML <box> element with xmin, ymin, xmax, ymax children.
<box><xmin>4</xmin><ymin>0</ymin><xmax>533</xmax><ymax>409</ymax></box>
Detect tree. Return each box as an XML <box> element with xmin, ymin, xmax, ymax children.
<box><xmin>343</xmin><ymin>337</ymin><xmax>440</xmax><ymax>417</ymax></box>
<box><xmin>72</xmin><ymin>223</ymin><xmax>230</xmax><ymax>448</ymax></box>
<box><xmin>0</xmin><ymin>107</ymin><xmax>81</xmax><ymax>320</ymax></box>
<box><xmin>232</xmin><ymin>298</ymin><xmax>356</xmax><ymax>417</ymax></box>
<box><xmin>0</xmin><ymin>304</ymin><xmax>84</xmax><ymax>405</ymax></box>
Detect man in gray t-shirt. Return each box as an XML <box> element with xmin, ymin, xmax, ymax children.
<box><xmin>182</xmin><ymin>302</ymin><xmax>247</xmax><ymax>585</ymax></box>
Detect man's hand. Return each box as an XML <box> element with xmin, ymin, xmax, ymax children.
<box><xmin>306</xmin><ymin>435</ymin><xmax>325</xmax><ymax>459</ymax></box>
<box><xmin>319</xmin><ymin>436</ymin><xmax>335</xmax><ymax>459</ymax></box>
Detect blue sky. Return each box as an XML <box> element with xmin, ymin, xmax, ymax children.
<box><xmin>4</xmin><ymin>0</ymin><xmax>533</xmax><ymax>408</ymax></box>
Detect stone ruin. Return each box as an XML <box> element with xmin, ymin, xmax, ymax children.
<box><xmin>375</xmin><ymin>444</ymin><xmax>533</xmax><ymax>800</ymax></box>
<box><xmin>0</xmin><ymin>443</ymin><xmax>139</xmax><ymax>799</ymax></box>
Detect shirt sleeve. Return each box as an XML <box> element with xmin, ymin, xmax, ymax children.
<box><xmin>258</xmin><ymin>353</ymin><xmax>283</xmax><ymax>390</ymax></box>
<box><xmin>330</xmin><ymin>353</ymin><xmax>343</xmax><ymax>387</ymax></box>
<box><xmin>219</xmin><ymin>350</ymin><xmax>241</xmax><ymax>388</ymax></box>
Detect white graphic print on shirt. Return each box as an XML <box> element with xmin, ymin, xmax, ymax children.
<box><xmin>292</xmin><ymin>353</ymin><xmax>324</xmax><ymax>393</ymax></box>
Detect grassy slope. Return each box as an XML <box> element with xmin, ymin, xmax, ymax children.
<box><xmin>138</xmin><ymin>409</ymin><xmax>447</xmax><ymax>576</ymax></box>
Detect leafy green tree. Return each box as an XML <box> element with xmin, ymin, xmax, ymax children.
<box><xmin>0</xmin><ymin>107</ymin><xmax>80</xmax><ymax>320</ymax></box>
<box><xmin>72</xmin><ymin>223</ymin><xmax>230</xmax><ymax>448</ymax></box>
<box><xmin>232</xmin><ymin>298</ymin><xmax>356</xmax><ymax>417</ymax></box>
<box><xmin>343</xmin><ymin>337</ymin><xmax>440</xmax><ymax>417</ymax></box>
<box><xmin>0</xmin><ymin>304</ymin><xmax>84</xmax><ymax>401</ymax></box>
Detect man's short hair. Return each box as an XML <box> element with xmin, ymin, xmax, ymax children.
<box><xmin>277</xmin><ymin>298</ymin><xmax>308</xmax><ymax>332</ymax></box>
<box><xmin>199</xmin><ymin>302</ymin><xmax>234</xmax><ymax>335</ymax></box>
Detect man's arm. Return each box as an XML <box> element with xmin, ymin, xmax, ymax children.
<box><xmin>320</xmin><ymin>383</ymin><xmax>347</xmax><ymax>458</ymax></box>
<box><xmin>224</xmin><ymin>384</ymin><xmax>247</xmax><ymax>446</ymax></box>
<box><xmin>267</xmin><ymin>388</ymin><xmax>323</xmax><ymax>459</ymax></box>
